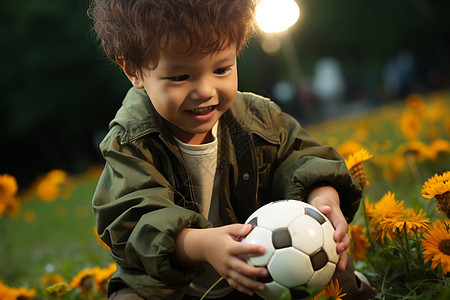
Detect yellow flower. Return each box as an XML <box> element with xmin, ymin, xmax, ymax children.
<box><xmin>345</xmin><ymin>149</ymin><xmax>373</xmax><ymax>171</ymax></box>
<box><xmin>313</xmin><ymin>279</ymin><xmax>347</xmax><ymax>300</ymax></box>
<box><xmin>70</xmin><ymin>264</ymin><xmax>116</xmax><ymax>295</ymax></box>
<box><xmin>0</xmin><ymin>174</ymin><xmax>18</xmax><ymax>199</ymax></box>
<box><xmin>345</xmin><ymin>149</ymin><xmax>373</xmax><ymax>190</ymax></box>
<box><xmin>422</xmin><ymin>220</ymin><xmax>450</xmax><ymax>275</ymax></box>
<box><xmin>400</xmin><ymin>111</ymin><xmax>421</xmax><ymax>140</ymax></box>
<box><xmin>0</xmin><ymin>280</ymin><xmax>16</xmax><ymax>300</ymax></box>
<box><xmin>70</xmin><ymin>268</ymin><xmax>96</xmax><ymax>293</ymax></box>
<box><xmin>0</xmin><ymin>279</ymin><xmax>36</xmax><ymax>300</ymax></box>
<box><xmin>40</xmin><ymin>273</ymin><xmax>65</xmax><ymax>287</ymax></box>
<box><xmin>378</xmin><ymin>208</ymin><xmax>430</xmax><ymax>239</ymax></box>
<box><xmin>422</xmin><ymin>180</ymin><xmax>450</xmax><ymax>200</ymax></box>
<box><xmin>336</xmin><ymin>140</ymin><xmax>365</xmax><ymax>158</ymax></box>
<box><xmin>421</xmin><ymin>171</ymin><xmax>450</xmax><ymax>198</ymax></box>
<box><xmin>428</xmin><ymin>139</ymin><xmax>450</xmax><ymax>161</ymax></box>
<box><xmin>396</xmin><ymin>140</ymin><xmax>429</xmax><ymax>161</ymax></box>
<box><xmin>94</xmin><ymin>226</ymin><xmax>110</xmax><ymax>250</ymax></box>
<box><xmin>10</xmin><ymin>286</ymin><xmax>36</xmax><ymax>300</ymax></box>
<box><xmin>36</xmin><ymin>170</ymin><xmax>68</xmax><ymax>202</ymax></box>
<box><xmin>421</xmin><ymin>171</ymin><xmax>450</xmax><ymax>218</ymax></box>
<box><xmin>93</xmin><ymin>263</ymin><xmax>117</xmax><ymax>295</ymax></box>
<box><xmin>348</xmin><ymin>224</ymin><xmax>370</xmax><ymax>262</ymax></box>
<box><xmin>0</xmin><ymin>173</ymin><xmax>20</xmax><ymax>218</ymax></box>
<box><xmin>369</xmin><ymin>192</ymin><xmax>405</xmax><ymax>242</ymax></box>
<box><xmin>44</xmin><ymin>282</ymin><xmax>71</xmax><ymax>298</ymax></box>
<box><xmin>373</xmin><ymin>192</ymin><xmax>404</xmax><ymax>220</ymax></box>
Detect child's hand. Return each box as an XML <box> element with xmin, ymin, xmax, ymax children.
<box><xmin>202</xmin><ymin>224</ymin><xmax>268</xmax><ymax>296</ymax></box>
<box><xmin>173</xmin><ymin>224</ymin><xmax>268</xmax><ymax>296</ymax></box>
<box><xmin>307</xmin><ymin>186</ymin><xmax>350</xmax><ymax>273</ymax></box>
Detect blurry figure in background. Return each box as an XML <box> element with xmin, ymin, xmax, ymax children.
<box><xmin>383</xmin><ymin>51</ymin><xmax>417</xmax><ymax>99</ymax></box>
<box><xmin>312</xmin><ymin>57</ymin><xmax>346</xmax><ymax>120</ymax></box>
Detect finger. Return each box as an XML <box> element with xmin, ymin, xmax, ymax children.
<box><xmin>323</xmin><ymin>209</ymin><xmax>347</xmax><ymax>238</ymax></box>
<box><xmin>309</xmin><ymin>197</ymin><xmax>332</xmax><ymax>213</ymax></box>
<box><xmin>337</xmin><ymin>232</ymin><xmax>351</xmax><ymax>252</ymax></box>
<box><xmin>227</xmin><ymin>269</ymin><xmax>266</xmax><ymax>295</ymax></box>
<box><xmin>226</xmin><ymin>223</ymin><xmax>253</xmax><ymax>239</ymax></box>
<box><xmin>230</xmin><ymin>256</ymin><xmax>268</xmax><ymax>278</ymax></box>
<box><xmin>336</xmin><ymin>251</ymin><xmax>348</xmax><ymax>272</ymax></box>
<box><xmin>333</xmin><ymin>219</ymin><xmax>349</xmax><ymax>242</ymax></box>
<box><xmin>226</xmin><ymin>277</ymin><xmax>255</xmax><ymax>296</ymax></box>
<box><xmin>235</xmin><ymin>240</ymin><xmax>266</xmax><ymax>256</ymax></box>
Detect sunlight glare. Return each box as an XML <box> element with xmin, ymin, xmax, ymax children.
<box><xmin>256</xmin><ymin>0</ymin><xmax>300</xmax><ymax>33</ymax></box>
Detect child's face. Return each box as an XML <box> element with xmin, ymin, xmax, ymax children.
<box><xmin>129</xmin><ymin>42</ymin><xmax>238</xmax><ymax>145</ymax></box>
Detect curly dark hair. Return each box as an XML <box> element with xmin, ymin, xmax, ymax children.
<box><xmin>89</xmin><ymin>0</ymin><xmax>257</xmax><ymax>74</ymax></box>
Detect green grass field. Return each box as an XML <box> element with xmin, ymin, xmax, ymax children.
<box><xmin>0</xmin><ymin>175</ymin><xmax>111</xmax><ymax>292</ymax></box>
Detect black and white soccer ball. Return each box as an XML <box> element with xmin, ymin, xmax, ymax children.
<box><xmin>241</xmin><ymin>200</ymin><xmax>339</xmax><ymax>300</ymax></box>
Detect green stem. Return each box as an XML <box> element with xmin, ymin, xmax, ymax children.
<box><xmin>439</xmin><ymin>213</ymin><xmax>450</xmax><ymax>233</ymax></box>
<box><xmin>403</xmin><ymin>227</ymin><xmax>412</xmax><ymax>258</ymax></box>
<box><xmin>393</xmin><ymin>233</ymin><xmax>411</xmax><ymax>280</ymax></box>
<box><xmin>359</xmin><ymin>196</ymin><xmax>378</xmax><ymax>272</ymax></box>
<box><xmin>405</xmin><ymin>154</ymin><xmax>421</xmax><ymax>183</ymax></box>
<box><xmin>443</xmin><ymin>272</ymin><xmax>449</xmax><ymax>290</ymax></box>
<box><xmin>200</xmin><ymin>277</ymin><xmax>224</xmax><ymax>300</ymax></box>
<box><xmin>361</xmin><ymin>197</ymin><xmax>375</xmax><ymax>247</ymax></box>
<box><xmin>402</xmin><ymin>228</ymin><xmax>412</xmax><ymax>280</ymax></box>
<box><xmin>413</xmin><ymin>230</ymin><xmax>423</xmax><ymax>262</ymax></box>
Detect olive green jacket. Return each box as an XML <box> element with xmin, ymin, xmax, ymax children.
<box><xmin>92</xmin><ymin>87</ymin><xmax>362</xmax><ymax>299</ymax></box>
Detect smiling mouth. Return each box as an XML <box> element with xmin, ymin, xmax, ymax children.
<box><xmin>190</xmin><ymin>105</ymin><xmax>216</xmax><ymax>115</ymax></box>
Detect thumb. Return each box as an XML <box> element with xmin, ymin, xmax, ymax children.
<box><xmin>227</xmin><ymin>223</ymin><xmax>252</xmax><ymax>239</ymax></box>
<box><xmin>309</xmin><ymin>197</ymin><xmax>332</xmax><ymax>215</ymax></box>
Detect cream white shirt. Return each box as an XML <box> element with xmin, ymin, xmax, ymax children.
<box><xmin>174</xmin><ymin>122</ymin><xmax>232</xmax><ymax>298</ymax></box>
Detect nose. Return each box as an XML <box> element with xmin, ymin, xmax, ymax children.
<box><xmin>190</xmin><ymin>76</ymin><xmax>215</xmax><ymax>100</ymax></box>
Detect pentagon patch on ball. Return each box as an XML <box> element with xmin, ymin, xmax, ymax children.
<box><xmin>241</xmin><ymin>200</ymin><xmax>339</xmax><ymax>300</ymax></box>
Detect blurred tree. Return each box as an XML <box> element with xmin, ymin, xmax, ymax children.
<box><xmin>0</xmin><ymin>0</ymin><xmax>129</xmax><ymax>187</ymax></box>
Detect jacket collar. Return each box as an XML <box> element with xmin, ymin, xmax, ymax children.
<box><xmin>110</xmin><ymin>87</ymin><xmax>281</xmax><ymax>145</ymax></box>
<box><xmin>109</xmin><ymin>88</ymin><xmax>164</xmax><ymax>144</ymax></box>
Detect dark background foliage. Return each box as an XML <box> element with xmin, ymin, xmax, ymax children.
<box><xmin>1</xmin><ymin>0</ymin><xmax>449</xmax><ymax>188</ymax></box>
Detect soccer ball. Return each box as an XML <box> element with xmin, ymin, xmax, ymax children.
<box><xmin>241</xmin><ymin>200</ymin><xmax>339</xmax><ymax>300</ymax></box>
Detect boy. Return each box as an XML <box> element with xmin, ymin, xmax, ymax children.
<box><xmin>90</xmin><ymin>0</ymin><xmax>373</xmax><ymax>299</ymax></box>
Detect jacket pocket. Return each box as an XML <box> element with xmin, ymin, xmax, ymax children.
<box><xmin>257</xmin><ymin>163</ymin><xmax>271</xmax><ymax>188</ymax></box>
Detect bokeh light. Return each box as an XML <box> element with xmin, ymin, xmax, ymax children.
<box><xmin>255</xmin><ymin>0</ymin><xmax>300</xmax><ymax>33</ymax></box>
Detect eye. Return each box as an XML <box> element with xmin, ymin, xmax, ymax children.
<box><xmin>167</xmin><ymin>74</ymin><xmax>190</xmax><ymax>82</ymax></box>
<box><xmin>213</xmin><ymin>67</ymin><xmax>229</xmax><ymax>75</ymax></box>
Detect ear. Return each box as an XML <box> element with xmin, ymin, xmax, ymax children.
<box><xmin>116</xmin><ymin>57</ymin><xmax>145</xmax><ymax>89</ymax></box>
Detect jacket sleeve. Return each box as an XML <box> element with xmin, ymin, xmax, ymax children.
<box><xmin>92</xmin><ymin>126</ymin><xmax>212</xmax><ymax>288</ymax></box>
<box><xmin>270</xmin><ymin>106</ymin><xmax>362</xmax><ymax>223</ymax></box>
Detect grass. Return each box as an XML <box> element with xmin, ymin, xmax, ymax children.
<box><xmin>306</xmin><ymin>91</ymin><xmax>450</xmax><ymax>202</ymax></box>
<box><xmin>0</xmin><ymin>174</ymin><xmax>111</xmax><ymax>291</ymax></box>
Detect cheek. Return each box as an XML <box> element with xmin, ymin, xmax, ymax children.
<box><xmin>147</xmin><ymin>86</ymin><xmax>185</xmax><ymax>113</ymax></box>
<box><xmin>164</xmin><ymin>88</ymin><xmax>186</xmax><ymax>110</ymax></box>
<box><xmin>223</xmin><ymin>78</ymin><xmax>238</xmax><ymax>104</ymax></box>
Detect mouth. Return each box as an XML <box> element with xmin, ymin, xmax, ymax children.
<box><xmin>189</xmin><ymin>105</ymin><xmax>217</xmax><ymax>115</ymax></box>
